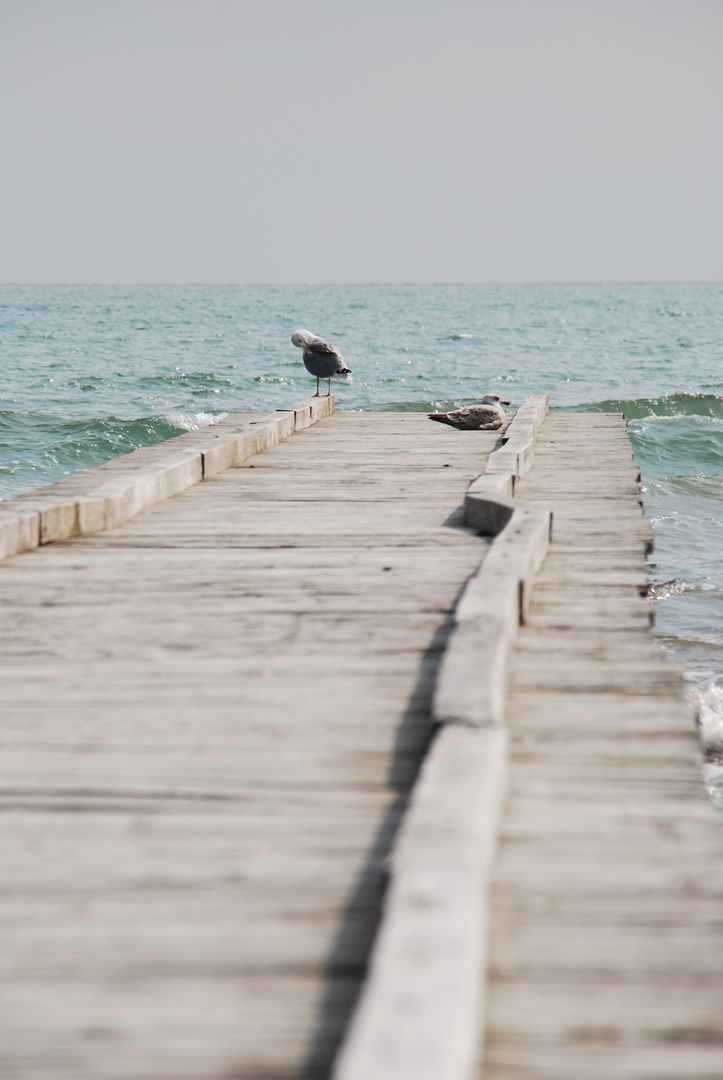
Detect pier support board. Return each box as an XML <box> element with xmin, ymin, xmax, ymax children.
<box><xmin>480</xmin><ymin>413</ymin><xmax>723</xmax><ymax>1080</ymax></box>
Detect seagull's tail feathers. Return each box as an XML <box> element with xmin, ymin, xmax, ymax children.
<box><xmin>334</xmin><ymin>369</ymin><xmax>352</xmax><ymax>383</ymax></box>
<box><xmin>428</xmin><ymin>412</ymin><xmax>453</xmax><ymax>426</ymax></box>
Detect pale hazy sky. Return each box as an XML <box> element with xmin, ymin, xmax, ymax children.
<box><xmin>1</xmin><ymin>0</ymin><xmax>722</xmax><ymax>283</ymax></box>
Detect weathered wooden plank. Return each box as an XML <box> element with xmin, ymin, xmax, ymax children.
<box><xmin>479</xmin><ymin>413</ymin><xmax>723</xmax><ymax>1080</ymax></box>
<box><xmin>0</xmin><ymin>973</ymin><xmax>359</xmax><ymax>1080</ymax></box>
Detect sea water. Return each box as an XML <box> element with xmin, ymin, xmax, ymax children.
<box><xmin>1</xmin><ymin>283</ymin><xmax>722</xmax><ymax>805</ymax></box>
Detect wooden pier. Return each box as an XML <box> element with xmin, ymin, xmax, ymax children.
<box><xmin>0</xmin><ymin>399</ymin><xmax>721</xmax><ymax>1079</ymax></box>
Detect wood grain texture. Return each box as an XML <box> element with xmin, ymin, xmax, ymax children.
<box><xmin>334</xmin><ymin>726</ymin><xmax>507</xmax><ymax>1080</ymax></box>
<box><xmin>479</xmin><ymin>414</ymin><xmax>723</xmax><ymax>1080</ymax></box>
<box><xmin>0</xmin><ymin>413</ymin><xmax>498</xmax><ymax>1080</ymax></box>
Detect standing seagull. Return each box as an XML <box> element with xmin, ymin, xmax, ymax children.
<box><xmin>291</xmin><ymin>329</ymin><xmax>352</xmax><ymax>397</ymax></box>
<box><xmin>428</xmin><ymin>394</ymin><xmax>511</xmax><ymax>430</ymax></box>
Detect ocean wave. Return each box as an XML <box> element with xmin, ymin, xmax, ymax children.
<box><xmin>629</xmin><ymin>416</ymin><xmax>723</xmax><ymax>475</ymax></box>
<box><xmin>698</xmin><ymin>677</ymin><xmax>723</xmax><ymax>760</ymax></box>
<box><xmin>647</xmin><ymin>579</ymin><xmax>695</xmax><ymax>601</ymax></box>
<box><xmin>159</xmin><ymin>411</ymin><xmax>226</xmax><ymax>431</ymax></box>
<box><xmin>0</xmin><ymin>410</ymin><xmax>225</xmax><ymax>499</ymax></box>
<box><xmin>139</xmin><ymin>371</ymin><xmax>236</xmax><ymax>392</ymax></box>
<box><xmin>377</xmin><ymin>400</ymin><xmax>446</xmax><ymax>412</ymax></box>
<box><xmin>648</xmin><ymin>474</ymin><xmax>723</xmax><ymax>499</ymax></box>
<box><xmin>574</xmin><ymin>392</ymin><xmax>723</xmax><ymax>420</ymax></box>
<box><xmin>703</xmin><ymin>764</ymin><xmax>723</xmax><ymax>817</ymax></box>
<box><xmin>375</xmin><ymin>399</ymin><xmax>514</xmax><ymax>413</ymax></box>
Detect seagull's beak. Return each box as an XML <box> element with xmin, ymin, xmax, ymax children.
<box><xmin>501</xmin><ymin>400</ymin><xmax>511</xmax><ymax>406</ymax></box>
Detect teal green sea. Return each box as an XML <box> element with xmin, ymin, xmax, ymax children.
<box><xmin>1</xmin><ymin>283</ymin><xmax>722</xmax><ymax>781</ymax></box>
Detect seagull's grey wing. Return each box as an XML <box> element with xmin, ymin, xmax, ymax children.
<box><xmin>303</xmin><ymin>349</ymin><xmax>347</xmax><ymax>378</ymax></box>
<box><xmin>305</xmin><ymin>336</ymin><xmax>352</xmax><ymax>376</ymax></box>
<box><xmin>307</xmin><ymin>338</ymin><xmax>341</xmax><ymax>358</ymax></box>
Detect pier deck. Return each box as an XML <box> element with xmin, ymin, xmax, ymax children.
<box><xmin>2</xmin><ymin>406</ymin><xmax>723</xmax><ymax>1080</ymax></box>
<box><xmin>0</xmin><ymin>413</ymin><xmax>498</xmax><ymax>1080</ymax></box>
<box><xmin>481</xmin><ymin>414</ymin><xmax>723</xmax><ymax>1079</ymax></box>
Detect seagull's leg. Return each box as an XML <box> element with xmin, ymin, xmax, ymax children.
<box><xmin>327</xmin><ymin>377</ymin><xmax>332</xmax><ymax>396</ymax></box>
<box><xmin>315</xmin><ymin>376</ymin><xmax>320</xmax><ymax>396</ymax></box>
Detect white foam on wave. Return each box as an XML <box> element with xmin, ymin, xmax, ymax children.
<box><xmin>703</xmin><ymin>764</ymin><xmax>723</xmax><ymax>818</ymax></box>
<box><xmin>647</xmin><ymin>578</ymin><xmax>693</xmax><ymax>601</ymax></box>
<box><xmin>160</xmin><ymin>411</ymin><xmax>228</xmax><ymax>431</ymax></box>
<box><xmin>698</xmin><ymin>677</ymin><xmax>723</xmax><ymax>758</ymax></box>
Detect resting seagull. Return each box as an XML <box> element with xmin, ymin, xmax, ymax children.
<box><xmin>291</xmin><ymin>329</ymin><xmax>352</xmax><ymax>397</ymax></box>
<box><xmin>428</xmin><ymin>394</ymin><xmax>511</xmax><ymax>430</ymax></box>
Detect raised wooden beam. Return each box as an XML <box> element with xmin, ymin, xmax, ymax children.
<box><xmin>333</xmin><ymin>397</ymin><xmax>552</xmax><ymax>1080</ymax></box>
<box><xmin>333</xmin><ymin>725</ymin><xmax>507</xmax><ymax>1080</ymax></box>
<box><xmin>0</xmin><ymin>396</ymin><xmax>332</xmax><ymax>555</ymax></box>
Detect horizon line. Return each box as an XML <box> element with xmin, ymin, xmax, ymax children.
<box><xmin>1</xmin><ymin>280</ymin><xmax>722</xmax><ymax>288</ymax></box>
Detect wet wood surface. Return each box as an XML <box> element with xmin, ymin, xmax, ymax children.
<box><xmin>0</xmin><ymin>413</ymin><xmax>498</xmax><ymax>1080</ymax></box>
<box><xmin>480</xmin><ymin>413</ymin><xmax>723</xmax><ymax>1079</ymax></box>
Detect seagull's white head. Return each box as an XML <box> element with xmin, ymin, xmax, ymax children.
<box><xmin>291</xmin><ymin>329</ymin><xmax>315</xmax><ymax>348</ymax></box>
<box><xmin>481</xmin><ymin>394</ymin><xmax>511</xmax><ymax>407</ymax></box>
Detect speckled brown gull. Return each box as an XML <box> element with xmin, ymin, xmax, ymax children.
<box><xmin>428</xmin><ymin>394</ymin><xmax>511</xmax><ymax>430</ymax></box>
